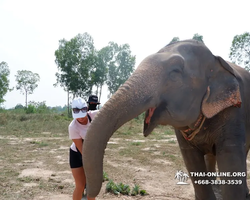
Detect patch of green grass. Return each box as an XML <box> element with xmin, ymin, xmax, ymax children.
<box><xmin>167</xmin><ymin>154</ymin><xmax>177</xmax><ymax>161</ymax></box>
<box><xmin>164</xmin><ymin>130</ymin><xmax>174</xmax><ymax>135</ymax></box>
<box><xmin>168</xmin><ymin>139</ymin><xmax>176</xmax><ymax>144</ymax></box>
<box><xmin>30</xmin><ymin>141</ymin><xmax>49</xmax><ymax>147</ymax></box>
<box><xmin>0</xmin><ymin>113</ymin><xmax>7</xmax><ymax>125</ymax></box>
<box><xmin>131</xmin><ymin>141</ymin><xmax>141</xmax><ymax>146</ymax></box>
<box><xmin>103</xmin><ymin>171</ymin><xmax>109</xmax><ymax>181</ymax></box>
<box><xmin>17</xmin><ymin>176</ymin><xmax>33</xmax><ymax>183</ymax></box>
<box><xmin>155</xmin><ymin>135</ymin><xmax>167</xmax><ymax>140</ymax></box>
<box><xmin>119</xmin><ymin>148</ymin><xmax>133</xmax><ymax>156</ymax></box>
<box><xmin>106</xmin><ymin>180</ymin><xmax>120</xmax><ymax>195</ymax></box>
<box><xmin>119</xmin><ymin>130</ymin><xmax>132</xmax><ymax>135</ymax></box>
<box><xmin>131</xmin><ymin>184</ymin><xmax>140</xmax><ymax>196</ymax></box>
<box><xmin>0</xmin><ymin>170</ymin><xmax>19</xmax><ymax>180</ymax></box>
<box><xmin>140</xmin><ymin>189</ymin><xmax>148</xmax><ymax>196</ymax></box>
<box><xmin>0</xmin><ymin>111</ymin><xmax>71</xmax><ymax>137</ymax></box>
<box><xmin>117</xmin><ymin>182</ymin><xmax>130</xmax><ymax>195</ymax></box>
<box><xmin>105</xmin><ymin>180</ymin><xmax>147</xmax><ymax>196</ymax></box>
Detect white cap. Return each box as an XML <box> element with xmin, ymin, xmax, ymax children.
<box><xmin>71</xmin><ymin>97</ymin><xmax>87</xmax><ymax>119</ymax></box>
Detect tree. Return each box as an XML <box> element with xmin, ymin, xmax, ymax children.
<box><xmin>106</xmin><ymin>42</ymin><xmax>136</xmax><ymax>96</ymax></box>
<box><xmin>192</xmin><ymin>33</ymin><xmax>204</xmax><ymax>43</ymax></box>
<box><xmin>54</xmin><ymin>32</ymin><xmax>96</xmax><ymax>116</ymax></box>
<box><xmin>169</xmin><ymin>37</ymin><xmax>180</xmax><ymax>44</ymax></box>
<box><xmin>0</xmin><ymin>61</ymin><xmax>11</xmax><ymax>104</ymax></box>
<box><xmin>15</xmin><ymin>104</ymin><xmax>24</xmax><ymax>109</ymax></box>
<box><xmin>168</xmin><ymin>34</ymin><xmax>204</xmax><ymax>45</ymax></box>
<box><xmin>54</xmin><ymin>33</ymin><xmax>96</xmax><ymax>98</ymax></box>
<box><xmin>92</xmin><ymin>46</ymin><xmax>112</xmax><ymax>101</ymax></box>
<box><xmin>229</xmin><ymin>32</ymin><xmax>250</xmax><ymax>71</ymax></box>
<box><xmin>15</xmin><ymin>70</ymin><xmax>40</xmax><ymax>107</ymax></box>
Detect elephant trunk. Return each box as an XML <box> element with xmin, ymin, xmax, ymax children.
<box><xmin>83</xmin><ymin>56</ymin><xmax>161</xmax><ymax>197</ymax></box>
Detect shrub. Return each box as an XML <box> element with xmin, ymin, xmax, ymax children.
<box><xmin>24</xmin><ymin>101</ymin><xmax>51</xmax><ymax>114</ymax></box>
<box><xmin>15</xmin><ymin>104</ymin><xmax>24</xmax><ymax>109</ymax></box>
<box><xmin>139</xmin><ymin>189</ymin><xmax>148</xmax><ymax>196</ymax></box>
<box><xmin>105</xmin><ymin>179</ymin><xmax>147</xmax><ymax>196</ymax></box>
<box><xmin>131</xmin><ymin>184</ymin><xmax>140</xmax><ymax>196</ymax></box>
<box><xmin>103</xmin><ymin>171</ymin><xmax>109</xmax><ymax>181</ymax></box>
<box><xmin>117</xmin><ymin>183</ymin><xmax>130</xmax><ymax>195</ymax></box>
<box><xmin>0</xmin><ymin>113</ymin><xmax>7</xmax><ymax>125</ymax></box>
<box><xmin>106</xmin><ymin>180</ymin><xmax>120</xmax><ymax>195</ymax></box>
<box><xmin>25</xmin><ymin>104</ymin><xmax>36</xmax><ymax>114</ymax></box>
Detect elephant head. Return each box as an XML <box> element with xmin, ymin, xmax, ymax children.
<box><xmin>82</xmin><ymin>40</ymin><xmax>241</xmax><ymax>197</ymax></box>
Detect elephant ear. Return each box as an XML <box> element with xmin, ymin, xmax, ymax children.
<box><xmin>202</xmin><ymin>56</ymin><xmax>242</xmax><ymax>118</ymax></box>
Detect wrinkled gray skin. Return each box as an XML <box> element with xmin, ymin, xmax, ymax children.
<box><xmin>83</xmin><ymin>40</ymin><xmax>250</xmax><ymax>200</ymax></box>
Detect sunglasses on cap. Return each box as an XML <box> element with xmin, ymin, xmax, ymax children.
<box><xmin>72</xmin><ymin>107</ymin><xmax>88</xmax><ymax>114</ymax></box>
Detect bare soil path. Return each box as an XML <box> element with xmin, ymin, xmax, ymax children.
<box><xmin>1</xmin><ymin>120</ymin><xmax>250</xmax><ymax>200</ymax></box>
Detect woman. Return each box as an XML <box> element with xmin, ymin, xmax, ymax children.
<box><xmin>68</xmin><ymin>97</ymin><xmax>98</xmax><ymax>200</ymax></box>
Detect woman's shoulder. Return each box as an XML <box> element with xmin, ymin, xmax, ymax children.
<box><xmin>68</xmin><ymin>119</ymin><xmax>77</xmax><ymax>128</ymax></box>
<box><xmin>88</xmin><ymin>110</ymin><xmax>99</xmax><ymax>118</ymax></box>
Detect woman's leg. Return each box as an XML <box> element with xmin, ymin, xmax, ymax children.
<box><xmin>70</xmin><ymin>148</ymin><xmax>95</xmax><ymax>200</ymax></box>
<box><xmin>71</xmin><ymin>167</ymin><xmax>86</xmax><ymax>200</ymax></box>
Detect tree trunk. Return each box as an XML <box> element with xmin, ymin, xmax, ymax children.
<box><xmin>67</xmin><ymin>90</ymin><xmax>70</xmax><ymax>118</ymax></box>
<box><xmin>25</xmin><ymin>90</ymin><xmax>27</xmax><ymax>108</ymax></box>
<box><xmin>96</xmin><ymin>85</ymin><xmax>99</xmax><ymax>96</ymax></box>
<box><xmin>99</xmin><ymin>84</ymin><xmax>103</xmax><ymax>103</ymax></box>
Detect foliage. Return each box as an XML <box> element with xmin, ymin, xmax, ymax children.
<box><xmin>49</xmin><ymin>105</ymin><xmax>68</xmax><ymax>113</ymax></box>
<box><xmin>103</xmin><ymin>171</ymin><xmax>109</xmax><ymax>181</ymax></box>
<box><xmin>54</xmin><ymin>32</ymin><xmax>96</xmax><ymax>98</ymax></box>
<box><xmin>15</xmin><ymin>70</ymin><xmax>40</xmax><ymax>107</ymax></box>
<box><xmin>15</xmin><ymin>104</ymin><xmax>24</xmax><ymax>109</ymax></box>
<box><xmin>106</xmin><ymin>180</ymin><xmax>120</xmax><ymax>195</ymax></box>
<box><xmin>106</xmin><ymin>42</ymin><xmax>136</xmax><ymax>96</ymax></box>
<box><xmin>117</xmin><ymin>183</ymin><xmax>130</xmax><ymax>195</ymax></box>
<box><xmin>192</xmin><ymin>33</ymin><xmax>204</xmax><ymax>43</ymax></box>
<box><xmin>139</xmin><ymin>189</ymin><xmax>148</xmax><ymax>196</ymax></box>
<box><xmin>229</xmin><ymin>32</ymin><xmax>250</xmax><ymax>71</ymax></box>
<box><xmin>168</xmin><ymin>33</ymin><xmax>204</xmax><ymax>45</ymax></box>
<box><xmin>25</xmin><ymin>104</ymin><xmax>36</xmax><ymax>114</ymax></box>
<box><xmin>131</xmin><ymin>184</ymin><xmax>140</xmax><ymax>196</ymax></box>
<box><xmin>25</xmin><ymin>101</ymin><xmax>51</xmax><ymax>114</ymax></box>
<box><xmin>93</xmin><ymin>46</ymin><xmax>112</xmax><ymax>101</ymax></box>
<box><xmin>0</xmin><ymin>61</ymin><xmax>11</xmax><ymax>104</ymax></box>
<box><xmin>54</xmin><ymin>33</ymin><xmax>135</xmax><ymax>101</ymax></box>
<box><xmin>105</xmin><ymin>180</ymin><xmax>130</xmax><ymax>195</ymax></box>
<box><xmin>169</xmin><ymin>37</ymin><xmax>180</xmax><ymax>44</ymax></box>
<box><xmin>105</xmin><ymin>179</ymin><xmax>147</xmax><ymax>196</ymax></box>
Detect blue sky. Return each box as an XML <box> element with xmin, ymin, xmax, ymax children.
<box><xmin>1</xmin><ymin>0</ymin><xmax>249</xmax><ymax>108</ymax></box>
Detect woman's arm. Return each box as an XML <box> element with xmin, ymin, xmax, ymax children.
<box><xmin>72</xmin><ymin>138</ymin><xmax>83</xmax><ymax>154</ymax></box>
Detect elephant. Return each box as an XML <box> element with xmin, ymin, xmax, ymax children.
<box><xmin>82</xmin><ymin>39</ymin><xmax>250</xmax><ymax>200</ymax></box>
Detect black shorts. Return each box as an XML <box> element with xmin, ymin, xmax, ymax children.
<box><xmin>69</xmin><ymin>148</ymin><xmax>83</xmax><ymax>168</ymax></box>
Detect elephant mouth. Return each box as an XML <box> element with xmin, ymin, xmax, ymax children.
<box><xmin>144</xmin><ymin>107</ymin><xmax>157</xmax><ymax>137</ymax></box>
<box><xmin>145</xmin><ymin>107</ymin><xmax>156</xmax><ymax>124</ymax></box>
<box><xmin>144</xmin><ymin>106</ymin><xmax>206</xmax><ymax>141</ymax></box>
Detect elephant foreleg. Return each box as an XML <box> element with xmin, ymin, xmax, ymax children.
<box><xmin>204</xmin><ymin>153</ymin><xmax>216</xmax><ymax>173</ymax></box>
<box><xmin>216</xmin><ymin>144</ymin><xmax>247</xmax><ymax>200</ymax></box>
<box><xmin>176</xmin><ymin>131</ymin><xmax>216</xmax><ymax>200</ymax></box>
<box><xmin>205</xmin><ymin>154</ymin><xmax>222</xmax><ymax>200</ymax></box>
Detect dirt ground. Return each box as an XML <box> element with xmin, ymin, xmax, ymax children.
<box><xmin>1</xmin><ymin>120</ymin><xmax>250</xmax><ymax>200</ymax></box>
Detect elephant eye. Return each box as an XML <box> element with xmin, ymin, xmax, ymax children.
<box><xmin>169</xmin><ymin>69</ymin><xmax>182</xmax><ymax>82</ymax></box>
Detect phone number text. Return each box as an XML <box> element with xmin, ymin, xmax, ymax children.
<box><xmin>194</xmin><ymin>180</ymin><xmax>242</xmax><ymax>185</ymax></box>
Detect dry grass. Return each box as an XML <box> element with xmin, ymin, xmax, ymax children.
<box><xmin>0</xmin><ymin>111</ymin><xmax>187</xmax><ymax>200</ymax></box>
<box><xmin>2</xmin><ymin>111</ymin><xmax>249</xmax><ymax>200</ymax></box>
